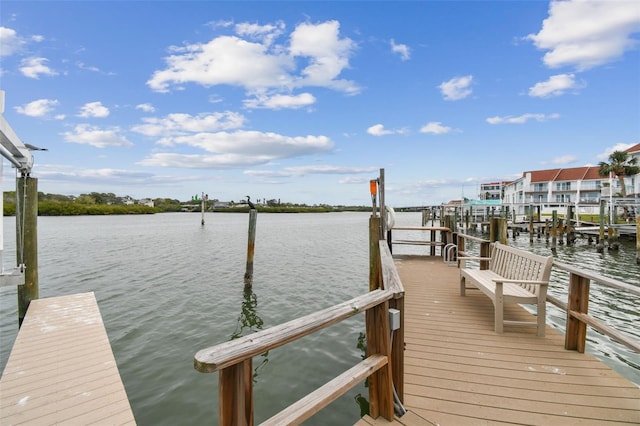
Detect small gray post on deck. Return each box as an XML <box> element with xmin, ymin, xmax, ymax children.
<box><xmin>16</xmin><ymin>176</ymin><xmax>38</xmax><ymax>327</ymax></box>
<box><xmin>244</xmin><ymin>209</ymin><xmax>257</xmax><ymax>286</ymax></box>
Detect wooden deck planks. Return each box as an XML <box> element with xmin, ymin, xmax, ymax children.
<box><xmin>394</xmin><ymin>255</ymin><xmax>640</xmax><ymax>425</ymax></box>
<box><xmin>0</xmin><ymin>292</ymin><xmax>135</xmax><ymax>425</ymax></box>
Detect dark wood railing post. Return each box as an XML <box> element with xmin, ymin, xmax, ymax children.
<box><xmin>479</xmin><ymin>240</ymin><xmax>490</xmax><ymax>270</ymax></box>
<box><xmin>219</xmin><ymin>359</ymin><xmax>253</xmax><ymax>426</ymax></box>
<box><xmin>565</xmin><ymin>272</ymin><xmax>590</xmax><ymax>353</ymax></box>
<box><xmin>389</xmin><ymin>296</ymin><xmax>404</xmax><ymax>403</ymax></box>
<box><xmin>366</xmin><ymin>300</ymin><xmax>394</xmax><ymax>421</ymax></box>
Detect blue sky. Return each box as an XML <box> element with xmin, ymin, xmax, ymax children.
<box><xmin>1</xmin><ymin>1</ymin><xmax>639</xmax><ymax>206</ymax></box>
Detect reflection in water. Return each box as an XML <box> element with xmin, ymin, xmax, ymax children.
<box><xmin>230</xmin><ymin>285</ymin><xmax>269</xmax><ymax>382</ymax></box>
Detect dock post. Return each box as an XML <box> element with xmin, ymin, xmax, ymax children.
<box><xmin>565</xmin><ymin>272</ymin><xmax>590</xmax><ymax>353</ymax></box>
<box><xmin>551</xmin><ymin>210</ymin><xmax>557</xmax><ymax>251</ymax></box>
<box><xmin>489</xmin><ymin>218</ymin><xmax>507</xmax><ymax>245</ymax></box>
<box><xmin>243</xmin><ymin>209</ymin><xmax>257</xmax><ymax>286</ymax></box>
<box><xmin>529</xmin><ymin>205</ymin><xmax>534</xmax><ymax>243</ymax></box>
<box><xmin>636</xmin><ymin>217</ymin><xmax>639</xmax><ymax>265</ymax></box>
<box><xmin>598</xmin><ymin>200</ymin><xmax>606</xmax><ymax>243</ymax></box>
<box><xmin>16</xmin><ymin>176</ymin><xmax>38</xmax><ymax>327</ymax></box>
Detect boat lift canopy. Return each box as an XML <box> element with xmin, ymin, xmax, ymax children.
<box><xmin>0</xmin><ymin>91</ymin><xmax>30</xmax><ymax>286</ymax></box>
<box><xmin>0</xmin><ymin>91</ymin><xmax>34</xmax><ymax>175</ymax></box>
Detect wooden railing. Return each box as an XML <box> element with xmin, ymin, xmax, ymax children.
<box><xmin>454</xmin><ymin>232</ymin><xmax>640</xmax><ymax>354</ymax></box>
<box><xmin>194</xmin><ymin>240</ymin><xmax>405</xmax><ymax>425</ymax></box>
<box><xmin>546</xmin><ymin>262</ymin><xmax>640</xmax><ymax>354</ymax></box>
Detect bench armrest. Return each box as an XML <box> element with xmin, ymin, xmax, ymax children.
<box><xmin>492</xmin><ymin>278</ymin><xmax>549</xmax><ymax>286</ymax></box>
<box><xmin>458</xmin><ymin>256</ymin><xmax>491</xmax><ymax>261</ymax></box>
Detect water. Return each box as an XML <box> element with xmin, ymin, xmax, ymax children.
<box><xmin>1</xmin><ymin>212</ymin><xmax>371</xmax><ymax>425</ymax></box>
<box><xmin>1</xmin><ymin>212</ymin><xmax>639</xmax><ymax>425</ymax></box>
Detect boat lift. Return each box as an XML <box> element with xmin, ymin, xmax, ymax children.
<box><xmin>0</xmin><ymin>90</ymin><xmax>34</xmax><ymax>287</ymax></box>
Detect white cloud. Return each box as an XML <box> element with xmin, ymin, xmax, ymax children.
<box><xmin>137</xmin><ymin>152</ymin><xmax>271</xmax><ymax>169</ymax></box>
<box><xmin>136</xmin><ymin>103</ymin><xmax>156</xmax><ymax>113</ymax></box>
<box><xmin>147</xmin><ymin>20</ymin><xmax>359</xmax><ymax>96</ymax></box>
<box><xmin>168</xmin><ymin>131</ymin><xmax>332</xmax><ymax>156</ymax></box>
<box><xmin>138</xmin><ymin>130</ymin><xmax>333</xmax><ymax>169</ymax></box>
<box><xmin>528</xmin><ymin>73</ymin><xmax>582</xmax><ymax>97</ymax></box>
<box><xmin>244</xmin><ymin>165</ymin><xmax>376</xmax><ymax>177</ymax></box>
<box><xmin>420</xmin><ymin>122</ymin><xmax>453</xmax><ymax>135</ymax></box>
<box><xmin>527</xmin><ymin>0</ymin><xmax>640</xmax><ymax>71</ymax></box>
<box><xmin>62</xmin><ymin>124</ymin><xmax>133</xmax><ymax>148</ymax></box>
<box><xmin>243</xmin><ymin>92</ymin><xmax>316</xmax><ymax>109</ymax></box>
<box><xmin>596</xmin><ymin>143</ymin><xmax>636</xmax><ymax>161</ymax></box>
<box><xmin>438</xmin><ymin>75</ymin><xmax>473</xmax><ymax>100</ymax></box>
<box><xmin>15</xmin><ymin>99</ymin><xmax>59</xmax><ymax>117</ymax></box>
<box><xmin>235</xmin><ymin>21</ymin><xmax>285</xmax><ymax>46</ymax></box>
<box><xmin>390</xmin><ymin>39</ymin><xmax>410</xmax><ymax>61</ymax></box>
<box><xmin>551</xmin><ymin>155</ymin><xmax>577</xmax><ymax>164</ymax></box>
<box><xmin>367</xmin><ymin>124</ymin><xmax>394</xmax><ymax>136</ymax></box>
<box><xmin>486</xmin><ymin>113</ymin><xmax>560</xmax><ymax>124</ymax></box>
<box><xmin>78</xmin><ymin>101</ymin><xmax>110</xmax><ymax>118</ymax></box>
<box><xmin>19</xmin><ymin>57</ymin><xmax>57</xmax><ymax>79</ymax></box>
<box><xmin>131</xmin><ymin>112</ymin><xmax>245</xmax><ymax>137</ymax></box>
<box><xmin>289</xmin><ymin>20</ymin><xmax>358</xmax><ymax>93</ymax></box>
<box><xmin>0</xmin><ymin>26</ymin><xmax>23</xmax><ymax>57</ymax></box>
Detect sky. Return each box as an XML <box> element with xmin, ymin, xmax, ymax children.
<box><xmin>1</xmin><ymin>0</ymin><xmax>639</xmax><ymax>207</ymax></box>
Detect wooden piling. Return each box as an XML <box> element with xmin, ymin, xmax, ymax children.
<box><xmin>16</xmin><ymin>176</ymin><xmax>38</xmax><ymax>327</ymax></box>
<box><xmin>551</xmin><ymin>210</ymin><xmax>557</xmax><ymax>251</ymax></box>
<box><xmin>529</xmin><ymin>206</ymin><xmax>534</xmax><ymax>243</ymax></box>
<box><xmin>244</xmin><ymin>209</ymin><xmax>257</xmax><ymax>286</ymax></box>
<box><xmin>489</xmin><ymin>217</ymin><xmax>507</xmax><ymax>245</ymax></box>
<box><xmin>636</xmin><ymin>217</ymin><xmax>640</xmax><ymax>265</ymax></box>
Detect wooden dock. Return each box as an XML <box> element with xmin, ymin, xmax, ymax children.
<box><xmin>357</xmin><ymin>256</ymin><xmax>640</xmax><ymax>425</ymax></box>
<box><xmin>0</xmin><ymin>292</ymin><xmax>135</xmax><ymax>425</ymax></box>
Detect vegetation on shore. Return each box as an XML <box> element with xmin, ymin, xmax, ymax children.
<box><xmin>2</xmin><ymin>191</ymin><xmax>370</xmax><ymax>216</ymax></box>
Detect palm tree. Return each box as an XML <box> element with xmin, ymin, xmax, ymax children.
<box><xmin>598</xmin><ymin>150</ymin><xmax>639</xmax><ymax>198</ymax></box>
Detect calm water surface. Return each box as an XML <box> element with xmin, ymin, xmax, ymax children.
<box><xmin>1</xmin><ymin>212</ymin><xmax>638</xmax><ymax>425</ymax></box>
<box><xmin>1</xmin><ymin>212</ymin><xmax>371</xmax><ymax>425</ymax></box>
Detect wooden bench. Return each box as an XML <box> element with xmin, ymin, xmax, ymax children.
<box><xmin>459</xmin><ymin>243</ymin><xmax>553</xmax><ymax>337</ymax></box>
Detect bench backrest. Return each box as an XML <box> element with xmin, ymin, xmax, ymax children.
<box><xmin>489</xmin><ymin>243</ymin><xmax>554</xmax><ymax>295</ymax></box>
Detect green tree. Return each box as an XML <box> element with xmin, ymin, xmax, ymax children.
<box><xmin>598</xmin><ymin>150</ymin><xmax>640</xmax><ymax>197</ymax></box>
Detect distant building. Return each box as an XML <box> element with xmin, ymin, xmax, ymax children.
<box><xmin>139</xmin><ymin>198</ymin><xmax>154</xmax><ymax>208</ymax></box>
<box><xmin>479</xmin><ymin>181</ymin><xmax>510</xmax><ymax>200</ymax></box>
<box><xmin>626</xmin><ymin>143</ymin><xmax>640</xmax><ymax>197</ymax></box>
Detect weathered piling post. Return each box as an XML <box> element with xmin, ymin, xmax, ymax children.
<box><xmin>545</xmin><ymin>219</ymin><xmax>550</xmax><ymax>243</ymax></box>
<box><xmin>566</xmin><ymin>205</ymin><xmax>575</xmax><ymax>245</ymax></box>
<box><xmin>489</xmin><ymin>217</ymin><xmax>507</xmax><ymax>245</ymax></box>
<box><xmin>243</xmin><ymin>208</ymin><xmax>257</xmax><ymax>286</ymax></box>
<box><xmin>636</xmin><ymin>217</ymin><xmax>640</xmax><ymax>265</ymax></box>
<box><xmin>551</xmin><ymin>210</ymin><xmax>558</xmax><ymax>251</ymax></box>
<box><xmin>529</xmin><ymin>205</ymin><xmax>534</xmax><ymax>243</ymax></box>
<box><xmin>200</xmin><ymin>192</ymin><xmax>207</xmax><ymax>226</ymax></box>
<box><xmin>16</xmin><ymin>176</ymin><xmax>39</xmax><ymax>327</ymax></box>
<box><xmin>598</xmin><ymin>200</ymin><xmax>606</xmax><ymax>243</ymax></box>
<box><xmin>465</xmin><ymin>208</ymin><xmax>470</xmax><ymax>232</ymax></box>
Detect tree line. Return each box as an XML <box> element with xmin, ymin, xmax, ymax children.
<box><xmin>2</xmin><ymin>191</ymin><xmax>370</xmax><ymax>216</ymax></box>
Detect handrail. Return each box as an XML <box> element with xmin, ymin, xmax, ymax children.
<box><xmin>552</xmin><ymin>261</ymin><xmax>640</xmax><ymax>297</ymax></box>
<box><xmin>454</xmin><ymin>230</ymin><xmax>640</xmax><ymax>355</ymax></box>
<box><xmin>194</xmin><ymin>289</ymin><xmax>393</xmax><ymax>373</ymax></box>
<box><xmin>194</xmin><ymin>231</ymin><xmax>406</xmax><ymax>425</ymax></box>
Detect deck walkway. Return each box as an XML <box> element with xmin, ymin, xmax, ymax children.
<box><xmin>0</xmin><ymin>292</ymin><xmax>135</xmax><ymax>425</ymax></box>
<box><xmin>357</xmin><ymin>256</ymin><xmax>640</xmax><ymax>426</ymax></box>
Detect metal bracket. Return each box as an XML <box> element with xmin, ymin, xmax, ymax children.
<box><xmin>0</xmin><ymin>265</ymin><xmax>25</xmax><ymax>287</ymax></box>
